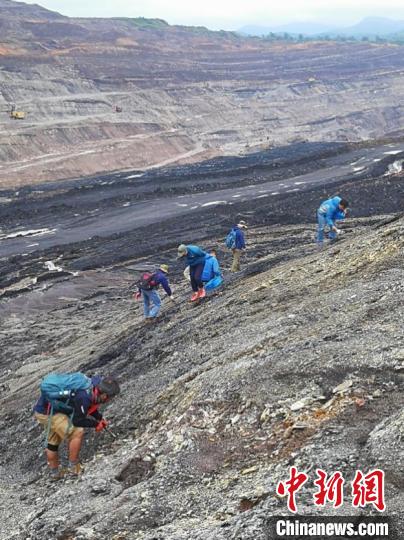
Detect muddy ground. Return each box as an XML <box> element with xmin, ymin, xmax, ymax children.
<box><xmin>0</xmin><ymin>141</ymin><xmax>403</xmax><ymax>539</ymax></box>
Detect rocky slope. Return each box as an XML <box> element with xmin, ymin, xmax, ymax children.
<box><xmin>1</xmin><ymin>0</ymin><xmax>404</xmax><ymax>185</ymax></box>
<box><xmin>0</xmin><ymin>164</ymin><xmax>403</xmax><ymax>538</ymax></box>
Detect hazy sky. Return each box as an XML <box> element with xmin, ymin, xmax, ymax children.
<box><xmin>21</xmin><ymin>0</ymin><xmax>404</xmax><ymax>29</ymax></box>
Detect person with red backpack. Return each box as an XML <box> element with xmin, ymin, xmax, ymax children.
<box><xmin>33</xmin><ymin>373</ymin><xmax>120</xmax><ymax>480</ymax></box>
<box><xmin>135</xmin><ymin>264</ymin><xmax>174</xmax><ymax>322</ymax></box>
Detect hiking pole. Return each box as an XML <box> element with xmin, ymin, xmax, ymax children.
<box><xmin>89</xmin><ymin>415</ymin><xmax>118</xmax><ymax>439</ymax></box>
<box><xmin>104</xmin><ymin>426</ymin><xmax>118</xmax><ymax>439</ymax></box>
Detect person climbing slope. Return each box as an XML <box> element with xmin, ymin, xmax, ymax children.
<box><xmin>177</xmin><ymin>244</ymin><xmax>208</xmax><ymax>301</ymax></box>
<box><xmin>226</xmin><ymin>220</ymin><xmax>247</xmax><ymax>272</ymax></box>
<box><xmin>316</xmin><ymin>196</ymin><xmax>349</xmax><ymax>246</ymax></box>
<box><xmin>135</xmin><ymin>264</ymin><xmax>174</xmax><ymax>322</ymax></box>
<box><xmin>201</xmin><ymin>248</ymin><xmax>223</xmax><ymax>294</ymax></box>
<box><xmin>34</xmin><ymin>373</ymin><xmax>120</xmax><ymax>479</ymax></box>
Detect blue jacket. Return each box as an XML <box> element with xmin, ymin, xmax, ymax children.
<box><xmin>153</xmin><ymin>270</ymin><xmax>172</xmax><ymax>296</ymax></box>
<box><xmin>335</xmin><ymin>210</ymin><xmax>346</xmax><ymax>221</ymax></box>
<box><xmin>202</xmin><ymin>255</ymin><xmax>221</xmax><ymax>282</ymax></box>
<box><xmin>318</xmin><ymin>196</ymin><xmax>345</xmax><ymax>227</ymax></box>
<box><xmin>184</xmin><ymin>245</ymin><xmax>208</xmax><ymax>267</ymax></box>
<box><xmin>231</xmin><ymin>226</ymin><xmax>246</xmax><ymax>250</ymax></box>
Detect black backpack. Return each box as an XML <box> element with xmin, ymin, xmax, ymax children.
<box><xmin>137</xmin><ymin>271</ymin><xmax>158</xmax><ymax>291</ymax></box>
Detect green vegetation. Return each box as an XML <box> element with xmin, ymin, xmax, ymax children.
<box><xmin>258</xmin><ymin>30</ymin><xmax>404</xmax><ymax>45</ymax></box>
<box><xmin>175</xmin><ymin>25</ymin><xmax>240</xmax><ymax>39</ymax></box>
<box><xmin>174</xmin><ymin>24</ymin><xmax>218</xmax><ymax>35</ymax></box>
<box><xmin>115</xmin><ymin>16</ymin><xmax>404</xmax><ymax>44</ymax></box>
<box><xmin>113</xmin><ymin>17</ymin><xmax>241</xmax><ymax>40</ymax></box>
<box><xmin>117</xmin><ymin>17</ymin><xmax>169</xmax><ymax>29</ymax></box>
<box><xmin>388</xmin><ymin>31</ymin><xmax>404</xmax><ymax>43</ymax></box>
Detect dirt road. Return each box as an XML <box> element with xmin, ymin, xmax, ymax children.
<box><xmin>1</xmin><ymin>141</ymin><xmax>403</xmax><ymax>259</ymax></box>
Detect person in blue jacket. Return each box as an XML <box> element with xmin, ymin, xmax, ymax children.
<box><xmin>202</xmin><ymin>248</ymin><xmax>223</xmax><ymax>293</ymax></box>
<box><xmin>229</xmin><ymin>220</ymin><xmax>247</xmax><ymax>272</ymax></box>
<box><xmin>316</xmin><ymin>196</ymin><xmax>349</xmax><ymax>245</ymax></box>
<box><xmin>135</xmin><ymin>264</ymin><xmax>174</xmax><ymax>321</ymax></box>
<box><xmin>177</xmin><ymin>244</ymin><xmax>208</xmax><ymax>301</ymax></box>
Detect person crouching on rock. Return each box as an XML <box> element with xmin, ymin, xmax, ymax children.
<box><xmin>201</xmin><ymin>248</ymin><xmax>223</xmax><ymax>294</ymax></box>
<box><xmin>135</xmin><ymin>264</ymin><xmax>174</xmax><ymax>323</ymax></box>
<box><xmin>33</xmin><ymin>374</ymin><xmax>120</xmax><ymax>480</ymax></box>
<box><xmin>177</xmin><ymin>244</ymin><xmax>208</xmax><ymax>302</ymax></box>
<box><xmin>316</xmin><ymin>196</ymin><xmax>349</xmax><ymax>246</ymax></box>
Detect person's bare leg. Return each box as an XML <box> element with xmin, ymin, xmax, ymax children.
<box><xmin>45</xmin><ymin>449</ymin><xmax>59</xmax><ymax>469</ymax></box>
<box><xmin>68</xmin><ymin>431</ymin><xmax>84</xmax><ymax>462</ymax></box>
<box><xmin>45</xmin><ymin>447</ymin><xmax>65</xmax><ymax>480</ymax></box>
<box><xmin>68</xmin><ymin>431</ymin><xmax>84</xmax><ymax>474</ymax></box>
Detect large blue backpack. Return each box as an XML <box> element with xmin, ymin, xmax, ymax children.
<box><xmin>225</xmin><ymin>229</ymin><xmax>237</xmax><ymax>249</ymax></box>
<box><xmin>40</xmin><ymin>372</ymin><xmax>92</xmax><ymax>414</ymax></box>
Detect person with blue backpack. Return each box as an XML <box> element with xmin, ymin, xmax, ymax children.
<box><xmin>316</xmin><ymin>196</ymin><xmax>349</xmax><ymax>245</ymax></box>
<box><xmin>177</xmin><ymin>244</ymin><xmax>208</xmax><ymax>301</ymax></box>
<box><xmin>34</xmin><ymin>373</ymin><xmax>120</xmax><ymax>479</ymax></box>
<box><xmin>225</xmin><ymin>220</ymin><xmax>247</xmax><ymax>272</ymax></box>
<box><xmin>134</xmin><ymin>264</ymin><xmax>174</xmax><ymax>322</ymax></box>
<box><xmin>201</xmin><ymin>248</ymin><xmax>223</xmax><ymax>293</ymax></box>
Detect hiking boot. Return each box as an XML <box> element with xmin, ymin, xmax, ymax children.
<box><xmin>67</xmin><ymin>462</ymin><xmax>84</xmax><ymax>476</ymax></box>
<box><xmin>198</xmin><ymin>288</ymin><xmax>206</xmax><ymax>299</ymax></box>
<box><xmin>190</xmin><ymin>292</ymin><xmax>199</xmax><ymax>302</ymax></box>
<box><xmin>49</xmin><ymin>468</ymin><xmax>65</xmax><ymax>482</ymax></box>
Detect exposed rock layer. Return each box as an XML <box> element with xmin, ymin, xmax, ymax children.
<box><xmin>1</xmin><ymin>0</ymin><xmax>404</xmax><ymax>185</ymax></box>
<box><xmin>0</xmin><ymin>151</ymin><xmax>403</xmax><ymax>538</ymax></box>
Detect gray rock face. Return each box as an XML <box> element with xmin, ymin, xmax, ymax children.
<box><xmin>368</xmin><ymin>410</ymin><xmax>404</xmax><ymax>487</ymax></box>
<box><xmin>0</xmin><ymin>193</ymin><xmax>403</xmax><ymax>538</ymax></box>
<box><xmin>1</xmin><ymin>1</ymin><xmax>404</xmax><ymax>186</ymax></box>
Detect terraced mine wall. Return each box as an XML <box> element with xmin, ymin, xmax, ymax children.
<box><xmin>1</xmin><ymin>0</ymin><xmax>404</xmax><ymax>185</ymax></box>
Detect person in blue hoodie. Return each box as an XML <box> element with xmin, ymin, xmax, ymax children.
<box><xmin>228</xmin><ymin>220</ymin><xmax>247</xmax><ymax>272</ymax></box>
<box><xmin>316</xmin><ymin>196</ymin><xmax>349</xmax><ymax>245</ymax></box>
<box><xmin>201</xmin><ymin>248</ymin><xmax>223</xmax><ymax>293</ymax></box>
<box><xmin>135</xmin><ymin>264</ymin><xmax>174</xmax><ymax>321</ymax></box>
<box><xmin>177</xmin><ymin>244</ymin><xmax>208</xmax><ymax>301</ymax></box>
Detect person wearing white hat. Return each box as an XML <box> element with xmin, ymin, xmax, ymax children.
<box><xmin>225</xmin><ymin>221</ymin><xmax>247</xmax><ymax>272</ymax></box>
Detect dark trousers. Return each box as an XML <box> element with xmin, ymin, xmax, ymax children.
<box><xmin>190</xmin><ymin>263</ymin><xmax>204</xmax><ymax>292</ymax></box>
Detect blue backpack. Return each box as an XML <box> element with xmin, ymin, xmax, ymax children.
<box><xmin>40</xmin><ymin>372</ymin><xmax>92</xmax><ymax>414</ymax></box>
<box><xmin>225</xmin><ymin>229</ymin><xmax>237</xmax><ymax>249</ymax></box>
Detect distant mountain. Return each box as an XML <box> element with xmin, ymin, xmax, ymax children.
<box><xmin>336</xmin><ymin>17</ymin><xmax>404</xmax><ymax>37</ymax></box>
<box><xmin>239</xmin><ymin>17</ymin><xmax>404</xmax><ymax>39</ymax></box>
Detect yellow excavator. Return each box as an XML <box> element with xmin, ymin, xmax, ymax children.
<box><xmin>9</xmin><ymin>104</ymin><xmax>26</xmax><ymax>119</ymax></box>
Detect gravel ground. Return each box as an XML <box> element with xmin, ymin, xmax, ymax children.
<box><xmin>0</xmin><ymin>150</ymin><xmax>403</xmax><ymax>539</ymax></box>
